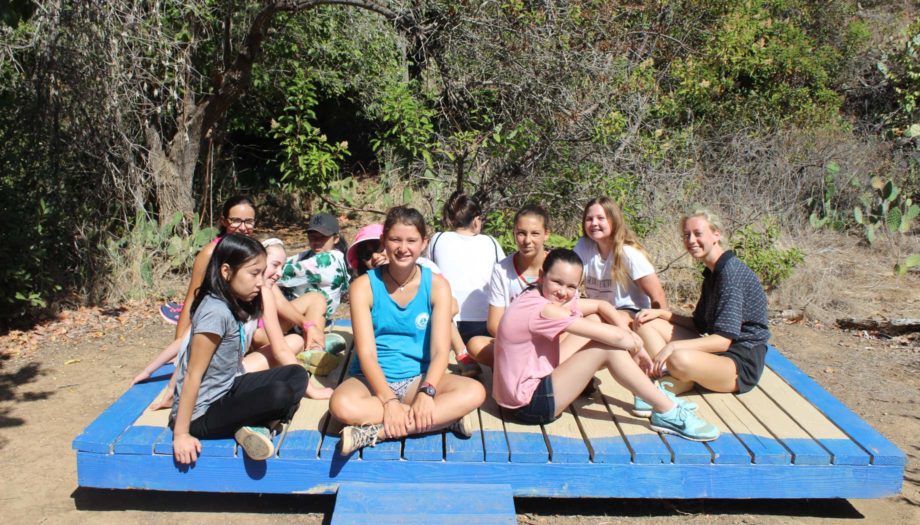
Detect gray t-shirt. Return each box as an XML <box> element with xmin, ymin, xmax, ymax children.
<box><xmin>171</xmin><ymin>294</ymin><xmax>253</xmax><ymax>422</ymax></box>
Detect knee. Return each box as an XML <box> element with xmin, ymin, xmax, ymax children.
<box><xmin>462</xmin><ymin>379</ymin><xmax>487</xmax><ymax>408</ymax></box>
<box><xmin>665</xmin><ymin>349</ymin><xmax>694</xmax><ymax>375</ymax></box>
<box><xmin>329</xmin><ymin>390</ymin><xmax>363</xmax><ymax>424</ymax></box>
<box><xmin>584</xmin><ymin>313</ymin><xmax>601</xmax><ymax>322</ymax></box>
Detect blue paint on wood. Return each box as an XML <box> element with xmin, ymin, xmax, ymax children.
<box><xmin>503</xmin><ymin>430</ymin><xmax>549</xmax><ymax>464</ymax></box>
<box><xmin>706</xmin><ymin>432</ymin><xmax>753</xmax><ymax>465</ymax></box>
<box><xmin>732</xmin><ymin>433</ymin><xmax>790</xmax><ymax>465</ymax></box>
<box><xmin>815</xmin><ymin>438</ymin><xmax>870</xmax><ymax>466</ymax></box>
<box><xmin>543</xmin><ymin>434</ymin><xmax>590</xmax><ymax>464</ymax></box>
<box><xmin>621</xmin><ymin>434</ymin><xmax>671</xmax><ymax>464</ymax></box>
<box><xmin>331</xmin><ymin>318</ymin><xmax>353</xmax><ymax>329</ymax></box>
<box><xmin>278</xmin><ymin>429</ymin><xmax>321</xmax><ymax>459</ymax></box>
<box><xmin>482</xmin><ymin>430</ymin><xmax>510</xmax><ymax>463</ymax></box>
<box><xmin>403</xmin><ymin>432</ymin><xmax>444</xmax><ymax>461</ymax></box>
<box><xmin>75</xmin><ymin>451</ymin><xmax>905</xmax><ymax>499</ymax></box>
<box><xmin>779</xmin><ymin>437</ymin><xmax>832</xmax><ymax>465</ymax></box>
<box><xmin>319</xmin><ymin>428</ymin><xmax>343</xmax><ymax>459</ymax></box>
<box><xmin>660</xmin><ymin>435</ymin><xmax>713</xmax><ymax>464</ymax></box>
<box><xmin>332</xmin><ymin>482</ymin><xmax>516</xmax><ymax>525</ymax></box>
<box><xmin>585</xmin><ymin>437</ymin><xmax>632</xmax><ymax>464</ymax></box>
<box><xmin>153</xmin><ymin>427</ymin><xmax>237</xmax><ymax>458</ymax></box>
<box><xmin>72</xmin><ymin>364</ymin><xmax>172</xmax><ymax>453</ymax></box>
<box><xmin>765</xmin><ymin>347</ymin><xmax>905</xmax><ymax>466</ymax></box>
<box><xmin>445</xmin><ymin>427</ymin><xmax>484</xmax><ymax>462</ymax></box>
<box><xmin>360</xmin><ymin>437</ymin><xmax>402</xmax><ymax>461</ymax></box>
<box><xmin>113</xmin><ymin>426</ymin><xmax>168</xmax><ymax>455</ymax></box>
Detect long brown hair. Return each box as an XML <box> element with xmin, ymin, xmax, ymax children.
<box><xmin>581</xmin><ymin>197</ymin><xmax>652</xmax><ymax>286</ymax></box>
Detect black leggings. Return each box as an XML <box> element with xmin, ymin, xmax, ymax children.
<box><xmin>188</xmin><ymin>364</ymin><xmax>308</xmax><ymax>439</ymax></box>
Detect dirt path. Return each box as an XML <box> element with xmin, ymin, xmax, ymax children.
<box><xmin>0</xmin><ymin>308</ymin><xmax>918</xmax><ymax>524</ymax></box>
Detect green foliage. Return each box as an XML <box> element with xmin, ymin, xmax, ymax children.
<box><xmin>104</xmin><ymin>211</ymin><xmax>218</xmax><ymax>300</ymax></box>
<box><xmin>895</xmin><ymin>253</ymin><xmax>920</xmax><ymax>275</ymax></box>
<box><xmin>730</xmin><ymin>219</ymin><xmax>804</xmax><ymax>289</ymax></box>
<box><xmin>272</xmin><ymin>72</ymin><xmax>350</xmax><ymax>192</ymax></box>
<box><xmin>370</xmin><ymin>80</ymin><xmax>437</xmax><ymax>166</ymax></box>
<box><xmin>877</xmin><ymin>18</ymin><xmax>920</xmax><ymax>141</ymax></box>
<box><xmin>852</xmin><ymin>177</ymin><xmax>919</xmax><ymax>245</ymax></box>
<box><xmin>807</xmin><ymin>162</ymin><xmax>855</xmax><ymax>231</ymax></box>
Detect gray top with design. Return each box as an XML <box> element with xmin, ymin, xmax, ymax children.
<box><xmin>693</xmin><ymin>251</ymin><xmax>771</xmax><ymax>349</ymax></box>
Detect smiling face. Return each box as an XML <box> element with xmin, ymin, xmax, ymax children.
<box><xmin>263</xmin><ymin>245</ymin><xmax>286</xmax><ymax>285</ymax></box>
<box><xmin>514</xmin><ymin>214</ymin><xmax>548</xmax><ymax>257</ymax></box>
<box><xmin>583</xmin><ymin>203</ymin><xmax>612</xmax><ymax>243</ymax></box>
<box><xmin>222</xmin><ymin>254</ymin><xmax>266</xmax><ymax>301</ymax></box>
<box><xmin>383</xmin><ymin>222</ymin><xmax>426</xmax><ymax>269</ymax></box>
<box><xmin>682</xmin><ymin>216</ymin><xmax>722</xmax><ymax>265</ymax></box>
<box><xmin>539</xmin><ymin>261</ymin><xmax>583</xmax><ymax>305</ymax></box>
<box><xmin>220</xmin><ymin>203</ymin><xmax>256</xmax><ymax>236</ymax></box>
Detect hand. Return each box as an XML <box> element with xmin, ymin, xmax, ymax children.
<box><xmin>633</xmin><ymin>347</ymin><xmax>654</xmax><ymax>375</ymax></box>
<box><xmin>652</xmin><ymin>343</ymin><xmax>676</xmax><ymax>378</ymax></box>
<box><xmin>173</xmin><ymin>432</ymin><xmax>201</xmax><ymax>464</ymax></box>
<box><xmin>382</xmin><ymin>399</ymin><xmax>411</xmax><ymax>439</ymax></box>
<box><xmin>147</xmin><ymin>391</ymin><xmax>174</xmax><ymax>411</ymax></box>
<box><xmin>131</xmin><ymin>370</ymin><xmax>151</xmax><ymax>386</ymax></box>
<box><xmin>305</xmin><ymin>325</ymin><xmax>325</xmax><ymax>350</ymax></box>
<box><xmin>369</xmin><ymin>252</ymin><xmax>388</xmax><ymax>269</ymax></box>
<box><xmin>410</xmin><ymin>392</ymin><xmax>436</xmax><ymax>433</ymax></box>
<box><xmin>634</xmin><ymin>308</ymin><xmax>665</xmax><ymax>328</ymax></box>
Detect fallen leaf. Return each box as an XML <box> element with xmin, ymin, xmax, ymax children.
<box><xmin>64</xmin><ymin>359</ymin><xmax>81</xmax><ymax>365</ymax></box>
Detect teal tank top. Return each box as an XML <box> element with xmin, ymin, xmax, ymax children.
<box><xmin>349</xmin><ymin>265</ymin><xmax>433</xmax><ymax>381</ymax></box>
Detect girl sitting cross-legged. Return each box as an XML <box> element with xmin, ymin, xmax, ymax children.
<box><xmin>171</xmin><ymin>234</ymin><xmax>308</xmax><ymax>464</ymax></box>
<box><xmin>492</xmin><ymin>249</ymin><xmax>719</xmax><ymax>442</ymax></box>
<box><xmin>329</xmin><ymin>206</ymin><xmax>486</xmax><ymax>455</ymax></box>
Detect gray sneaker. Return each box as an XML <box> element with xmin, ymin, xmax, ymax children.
<box><xmin>649</xmin><ymin>405</ymin><xmax>719</xmax><ymax>442</ymax></box>
<box><xmin>234</xmin><ymin>426</ymin><xmax>274</xmax><ymax>460</ymax></box>
<box><xmin>447</xmin><ymin>412</ymin><xmax>474</xmax><ymax>438</ymax></box>
<box><xmin>339</xmin><ymin>423</ymin><xmax>382</xmax><ymax>455</ymax></box>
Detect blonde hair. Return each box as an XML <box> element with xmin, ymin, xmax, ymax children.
<box><xmin>680</xmin><ymin>208</ymin><xmax>724</xmax><ymax>244</ymax></box>
<box><xmin>581</xmin><ymin>196</ymin><xmax>652</xmax><ymax>286</ymax></box>
<box><xmin>260</xmin><ymin>237</ymin><xmax>285</xmax><ymax>249</ymax></box>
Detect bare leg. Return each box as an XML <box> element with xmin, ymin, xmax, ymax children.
<box><xmin>665</xmin><ymin>350</ymin><xmax>738</xmax><ymax>393</ymax></box>
<box><xmin>467</xmin><ymin>336</ymin><xmax>494</xmax><ymax>367</ymax></box>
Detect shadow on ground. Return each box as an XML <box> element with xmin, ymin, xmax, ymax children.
<box><xmin>0</xmin><ymin>355</ymin><xmax>53</xmax><ymax>439</ymax></box>
<box><xmin>72</xmin><ymin>488</ymin><xmax>867</xmax><ymax>521</ymax></box>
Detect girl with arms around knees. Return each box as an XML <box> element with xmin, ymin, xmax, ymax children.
<box><xmin>172</xmin><ymin>234</ymin><xmax>308</xmax><ymax>464</ymax></box>
<box><xmin>574</xmin><ymin>197</ymin><xmax>667</xmax><ymax>315</ymax></box>
<box><xmin>493</xmin><ymin>249</ymin><xmax>718</xmax><ymax>441</ymax></box>
<box><xmin>466</xmin><ymin>204</ymin><xmax>551</xmax><ymax>368</ymax></box>
<box><xmin>278</xmin><ymin>212</ymin><xmax>350</xmax><ymax>320</ymax></box>
<box><xmin>634</xmin><ymin>210</ymin><xmax>770</xmax><ymax>405</ymax></box>
<box><xmin>427</xmin><ymin>191</ymin><xmax>505</xmax><ymax>345</ymax></box>
<box><xmin>330</xmin><ymin>207</ymin><xmax>486</xmax><ymax>455</ymax></box>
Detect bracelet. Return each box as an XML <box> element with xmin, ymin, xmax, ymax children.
<box><xmin>302</xmin><ymin>320</ymin><xmax>317</xmax><ymax>332</ymax></box>
<box><xmin>382</xmin><ymin>397</ymin><xmax>399</xmax><ymax>407</ymax></box>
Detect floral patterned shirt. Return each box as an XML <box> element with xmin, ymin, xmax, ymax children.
<box><xmin>278</xmin><ymin>249</ymin><xmax>350</xmax><ymax>318</ymax></box>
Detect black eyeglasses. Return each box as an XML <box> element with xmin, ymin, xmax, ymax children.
<box><xmin>227</xmin><ymin>217</ymin><xmax>256</xmax><ymax>227</ymax></box>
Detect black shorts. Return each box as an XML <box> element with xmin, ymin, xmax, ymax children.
<box><xmin>718</xmin><ymin>343</ymin><xmax>767</xmax><ymax>393</ymax></box>
<box><xmin>510</xmin><ymin>375</ymin><xmax>558</xmax><ymax>425</ymax></box>
<box><xmin>457</xmin><ymin>321</ymin><xmax>489</xmax><ymax>345</ymax></box>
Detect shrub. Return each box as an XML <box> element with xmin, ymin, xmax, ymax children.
<box><xmin>730</xmin><ymin>219</ymin><xmax>804</xmax><ymax>289</ymax></box>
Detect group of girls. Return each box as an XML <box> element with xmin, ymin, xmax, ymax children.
<box><xmin>161</xmin><ymin>189</ymin><xmax>770</xmax><ymax>464</ymax></box>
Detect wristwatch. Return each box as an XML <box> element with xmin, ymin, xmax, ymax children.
<box><xmin>417</xmin><ymin>381</ymin><xmax>436</xmax><ymax>397</ymax></box>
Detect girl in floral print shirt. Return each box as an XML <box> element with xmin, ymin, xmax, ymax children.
<box><xmin>278</xmin><ymin>212</ymin><xmax>351</xmax><ymax>319</ymax></box>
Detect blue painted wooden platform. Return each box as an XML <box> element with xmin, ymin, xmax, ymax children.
<box><xmin>73</xmin><ymin>325</ymin><xmax>904</xmax><ymax>504</ymax></box>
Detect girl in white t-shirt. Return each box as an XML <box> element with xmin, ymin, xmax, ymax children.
<box><xmin>573</xmin><ymin>197</ymin><xmax>666</xmax><ymax>314</ymax></box>
<box><xmin>427</xmin><ymin>191</ymin><xmax>505</xmax><ymax>344</ymax></box>
<box><xmin>467</xmin><ymin>204</ymin><xmax>550</xmax><ymax>367</ymax></box>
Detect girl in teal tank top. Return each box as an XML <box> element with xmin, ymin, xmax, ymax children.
<box><xmin>330</xmin><ymin>206</ymin><xmax>486</xmax><ymax>455</ymax></box>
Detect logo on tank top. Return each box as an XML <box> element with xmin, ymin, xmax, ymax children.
<box><xmin>414</xmin><ymin>313</ymin><xmax>429</xmax><ymax>330</ymax></box>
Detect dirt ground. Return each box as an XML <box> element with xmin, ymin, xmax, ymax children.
<box><xmin>1</xmin><ymin>238</ymin><xmax>919</xmax><ymax>524</ymax></box>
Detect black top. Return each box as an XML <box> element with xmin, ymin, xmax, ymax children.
<box><xmin>693</xmin><ymin>250</ymin><xmax>770</xmax><ymax>348</ymax></box>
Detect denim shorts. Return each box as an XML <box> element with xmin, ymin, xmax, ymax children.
<box><xmin>510</xmin><ymin>375</ymin><xmax>558</xmax><ymax>425</ymax></box>
<box><xmin>355</xmin><ymin>374</ymin><xmax>422</xmax><ymax>402</ymax></box>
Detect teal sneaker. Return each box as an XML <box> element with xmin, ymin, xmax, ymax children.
<box><xmin>325</xmin><ymin>332</ymin><xmax>347</xmax><ymax>355</ymax></box>
<box><xmin>649</xmin><ymin>405</ymin><xmax>720</xmax><ymax>442</ymax></box>
<box><xmin>234</xmin><ymin>426</ymin><xmax>274</xmax><ymax>460</ymax></box>
<box><xmin>632</xmin><ymin>385</ymin><xmax>698</xmax><ymax>418</ymax></box>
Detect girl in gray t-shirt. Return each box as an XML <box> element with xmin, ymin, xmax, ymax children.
<box><xmin>171</xmin><ymin>234</ymin><xmax>308</xmax><ymax>465</ymax></box>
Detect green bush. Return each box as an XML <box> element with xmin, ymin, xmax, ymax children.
<box><xmin>730</xmin><ymin>219</ymin><xmax>804</xmax><ymax>289</ymax></box>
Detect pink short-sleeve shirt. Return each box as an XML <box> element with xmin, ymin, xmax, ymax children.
<box><xmin>492</xmin><ymin>289</ymin><xmax>582</xmax><ymax>408</ymax></box>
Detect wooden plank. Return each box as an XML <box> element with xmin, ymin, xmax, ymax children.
<box><xmin>360</xmin><ymin>436</ymin><xmax>402</xmax><ymax>461</ymax></box>
<box><xmin>569</xmin><ymin>392</ymin><xmax>631</xmax><ymax>464</ymax></box>
<box><xmin>764</xmin><ymin>347</ymin><xmax>904</xmax><ymax>465</ymax></box>
<box><xmin>403</xmin><ymin>432</ymin><xmax>445</xmax><ymax>461</ymax></box>
<box><xmin>734</xmin><ymin>383</ymin><xmax>831</xmax><ymax>465</ymax></box>
<box><xmin>445</xmin><ymin>409</ymin><xmax>485</xmax><ymax>462</ymax></box>
<box><xmin>75</xmin><ymin>450</ymin><xmax>905</xmax><ymax>499</ymax></box>
<box><xmin>152</xmin><ymin>427</ymin><xmax>237</xmax><ymax>458</ymax></box>
<box><xmin>595</xmin><ymin>370</ymin><xmax>670</xmax><ymax>464</ymax></box>
<box><xmin>542</xmin><ymin>407</ymin><xmax>590</xmax><ymax>463</ymax></box>
<box><xmin>133</xmin><ymin>401</ymin><xmax>170</xmax><ymax>427</ymax></box>
<box><xmin>72</xmin><ymin>364</ymin><xmax>173</xmax><ymax>453</ymax></box>
<box><xmin>757</xmin><ymin>368</ymin><xmax>869</xmax><ymax>465</ymax></box>
<box><xmin>701</xmin><ymin>390</ymin><xmax>790</xmax><ymax>465</ymax></box>
<box><xmin>113</xmin><ymin>426</ymin><xmax>168</xmax><ymax>455</ymax></box>
<box><xmin>332</xmin><ymin>482</ymin><xmax>515</xmax><ymax>525</ymax></box>
<box><xmin>277</xmin><ymin>398</ymin><xmax>325</xmax><ymax>459</ymax></box>
<box><xmin>681</xmin><ymin>388</ymin><xmax>751</xmax><ymax>464</ymax></box>
<box><xmin>500</xmin><ymin>407</ymin><xmax>550</xmax><ymax>463</ymax></box>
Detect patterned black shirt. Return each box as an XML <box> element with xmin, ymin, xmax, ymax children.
<box><xmin>693</xmin><ymin>251</ymin><xmax>770</xmax><ymax>348</ymax></box>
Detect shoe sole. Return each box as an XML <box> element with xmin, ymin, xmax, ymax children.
<box><xmin>159</xmin><ymin>303</ymin><xmax>180</xmax><ymax>325</ymax></box>
<box><xmin>453</xmin><ymin>412</ymin><xmax>474</xmax><ymax>438</ymax></box>
<box><xmin>234</xmin><ymin>427</ymin><xmax>274</xmax><ymax>460</ymax></box>
<box><xmin>631</xmin><ymin>408</ymin><xmax>652</xmax><ymax>418</ymax></box>
<box><xmin>649</xmin><ymin>423</ymin><xmax>719</xmax><ymax>442</ymax></box>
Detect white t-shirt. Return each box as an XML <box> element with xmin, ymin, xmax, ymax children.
<box><xmin>427</xmin><ymin>231</ymin><xmax>505</xmax><ymax>322</ymax></box>
<box><xmin>573</xmin><ymin>237</ymin><xmax>655</xmax><ymax>310</ymax></box>
<box><xmin>488</xmin><ymin>254</ymin><xmax>537</xmax><ymax>309</ymax></box>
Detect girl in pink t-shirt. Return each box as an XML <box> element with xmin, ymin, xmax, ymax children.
<box><xmin>492</xmin><ymin>249</ymin><xmax>719</xmax><ymax>441</ymax></box>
